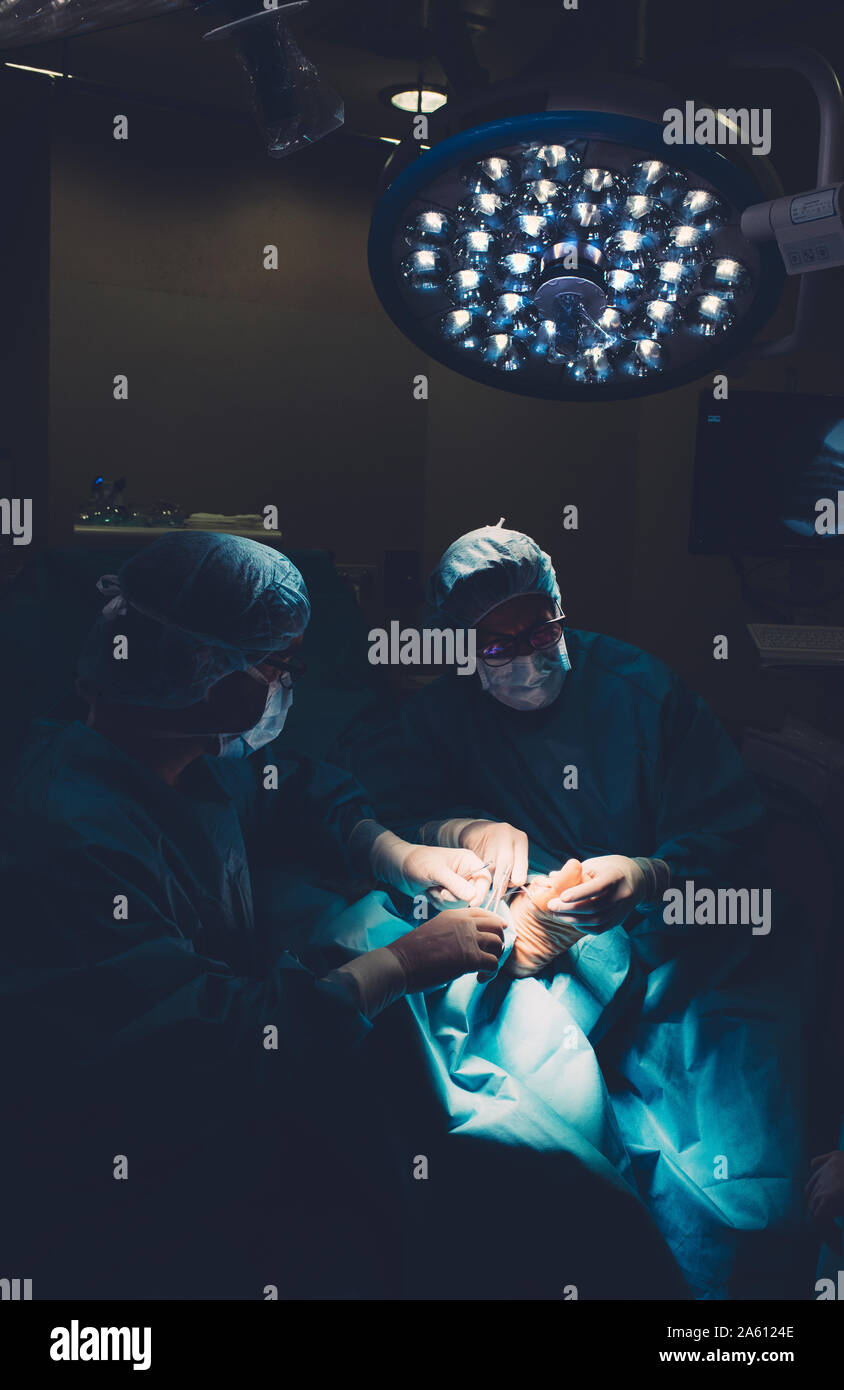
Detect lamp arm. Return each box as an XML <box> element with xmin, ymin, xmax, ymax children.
<box><xmin>727</xmin><ymin>47</ymin><xmax>843</xmax><ymax>359</ymax></box>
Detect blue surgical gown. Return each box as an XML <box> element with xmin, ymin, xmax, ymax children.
<box><xmin>0</xmin><ymin>714</ymin><xmax>689</xmax><ymax>1300</ymax></box>
<box><xmin>0</xmin><ymin>718</ymin><xmax>387</xmax><ymax>1296</ymax></box>
<box><xmin>340</xmin><ymin>628</ymin><xmax>765</xmax><ymax>892</ymax></box>
<box><xmin>336</xmin><ymin>628</ymin><xmax>809</xmax><ymax>1298</ymax></box>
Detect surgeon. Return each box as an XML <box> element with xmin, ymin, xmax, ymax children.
<box><xmin>337</xmin><ymin>520</ymin><xmax>767</xmax><ymax>974</ymax></box>
<box><xmin>335</xmin><ymin>525</ymin><xmax>811</xmax><ymax>1300</ymax></box>
<box><xmin>0</xmin><ymin>531</ymin><xmax>504</xmax><ymax>1298</ymax></box>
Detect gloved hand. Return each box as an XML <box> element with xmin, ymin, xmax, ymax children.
<box><xmin>805</xmin><ymin>1151</ymin><xmax>844</xmax><ymax>1252</ymax></box>
<box><xmin>432</xmin><ymin>817</ymin><xmax>529</xmax><ymax>905</ymax></box>
<box><xmin>369</xmin><ymin>830</ymin><xmax>491</xmax><ymax>905</ymax></box>
<box><xmin>506</xmin><ymin>860</ymin><xmax>588</xmax><ymax>978</ymax></box>
<box><xmin>545</xmin><ymin>854</ymin><xmax>649</xmax><ymax>931</ymax></box>
<box><xmin>387</xmin><ymin>909</ymin><xmax>507</xmax><ymax>990</ymax></box>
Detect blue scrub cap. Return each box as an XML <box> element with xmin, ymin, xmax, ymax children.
<box><xmin>426</xmin><ymin>521</ymin><xmax>561</xmax><ymax>627</ymax></box>
<box><xmin>77</xmin><ymin>531</ymin><xmax>311</xmax><ymax>709</ymax></box>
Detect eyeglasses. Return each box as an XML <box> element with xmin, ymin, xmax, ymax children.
<box><xmin>254</xmin><ymin>651</ymin><xmax>307</xmax><ymax>686</ymax></box>
<box><xmin>478</xmin><ymin>613</ymin><xmax>565</xmax><ymax>667</ymax></box>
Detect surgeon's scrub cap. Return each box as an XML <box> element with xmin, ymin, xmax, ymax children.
<box><xmin>426</xmin><ymin>521</ymin><xmax>561</xmax><ymax>627</ymax></box>
<box><xmin>77</xmin><ymin>531</ymin><xmax>311</xmax><ymax>709</ymax></box>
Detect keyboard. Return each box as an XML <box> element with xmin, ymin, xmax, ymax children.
<box><xmin>747</xmin><ymin>623</ymin><xmax>844</xmax><ymax>666</ymax></box>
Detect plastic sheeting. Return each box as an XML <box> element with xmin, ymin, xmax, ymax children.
<box><xmin>322</xmin><ymin>888</ymin><xmax>808</xmax><ymax>1300</ymax></box>
<box><xmin>0</xmin><ymin>1</ymin><xmax>186</xmax><ymax>46</ymax></box>
<box><xmin>198</xmin><ymin>1</ymin><xmax>343</xmax><ymax>157</ymax></box>
<box><xmin>0</xmin><ymin>2</ymin><xmax>344</xmax><ymax>161</ymax></box>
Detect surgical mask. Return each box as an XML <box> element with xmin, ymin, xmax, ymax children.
<box><xmin>216</xmin><ymin>667</ymin><xmax>294</xmax><ymax>758</ymax></box>
<box><xmin>477</xmin><ymin>639</ymin><xmax>569</xmax><ymax>711</ymax></box>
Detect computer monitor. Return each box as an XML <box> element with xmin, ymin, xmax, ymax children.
<box><xmin>690</xmin><ymin>391</ymin><xmax>844</xmax><ymax>555</ymax></box>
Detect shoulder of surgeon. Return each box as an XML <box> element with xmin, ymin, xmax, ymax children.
<box><xmin>566</xmin><ymin>628</ymin><xmax>683</xmax><ymax>704</ymax></box>
<box><xmin>2</xmin><ymin>718</ymin><xmax>165</xmax><ymax>853</ymax></box>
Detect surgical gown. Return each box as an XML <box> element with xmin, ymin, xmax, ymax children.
<box><xmin>0</xmin><ymin>718</ymin><xmax>391</xmax><ymax>1298</ymax></box>
<box><xmin>0</xmin><ymin>715</ymin><xmax>686</xmax><ymax>1301</ymax></box>
<box><xmin>336</xmin><ymin>628</ymin><xmax>810</xmax><ymax>1298</ymax></box>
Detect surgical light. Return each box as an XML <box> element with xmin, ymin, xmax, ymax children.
<box><xmin>382</xmin><ymin>84</ymin><xmax>448</xmax><ymax>115</ymax></box>
<box><xmin>401</xmin><ymin>249</ymin><xmax>443</xmax><ymax>292</ymax></box>
<box><xmin>405</xmin><ymin>210</ymin><xmax>453</xmax><ymax>245</ymax></box>
<box><xmin>446</xmin><ymin>267</ymin><xmax>491</xmax><ymax>305</ymax></box>
<box><xmin>453</xmin><ymin>228</ymin><xmax>495</xmax><ymax>265</ymax></box>
<box><xmin>700</xmin><ymin>257</ymin><xmax>752</xmax><ymax>297</ymax></box>
<box><xmin>492</xmin><ymin>293</ymin><xmax>539</xmax><ymax>338</ymax></box>
<box><xmin>368</xmin><ymin>53</ymin><xmax>843</xmax><ymax>400</ymax></box>
<box><xmin>483</xmin><ymin>333</ymin><xmax>525</xmax><ymax>372</ymax></box>
<box><xmin>370</xmin><ymin>118</ymin><xmax>779</xmax><ymax>398</ymax></box>
<box><xmin>687</xmin><ymin>293</ymin><xmax>735</xmax><ymax>335</ymax></box>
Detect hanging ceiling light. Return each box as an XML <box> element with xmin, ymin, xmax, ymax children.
<box><xmin>381</xmin><ymin>82</ymin><xmax>448</xmax><ymax>115</ymax></box>
<box><xmin>368</xmin><ymin>58</ymin><xmax>841</xmax><ymax>400</ymax></box>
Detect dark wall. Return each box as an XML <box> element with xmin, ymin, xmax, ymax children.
<box><xmin>0</xmin><ymin>80</ymin><xmax>50</xmax><ymax>551</ymax></box>
<box><xmin>47</xmin><ymin>86</ymin><xmax>426</xmax><ymax>563</ymax></box>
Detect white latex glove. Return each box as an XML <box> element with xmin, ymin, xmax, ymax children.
<box><xmin>369</xmin><ymin>830</ymin><xmax>492</xmax><ymax>906</ymax></box>
<box><xmin>434</xmin><ymin>818</ymin><xmax>529</xmax><ymax>906</ymax></box>
<box><xmin>331</xmin><ymin>909</ymin><xmax>507</xmax><ymax>1016</ymax></box>
<box><xmin>546</xmin><ymin>854</ymin><xmax>648</xmax><ymax>931</ymax></box>
<box><xmin>387</xmin><ymin>909</ymin><xmax>507</xmax><ymax>990</ymax></box>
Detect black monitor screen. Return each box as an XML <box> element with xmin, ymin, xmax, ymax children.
<box><xmin>690</xmin><ymin>391</ymin><xmax>844</xmax><ymax>555</ymax></box>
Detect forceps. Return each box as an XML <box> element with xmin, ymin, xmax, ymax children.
<box><xmin>480</xmin><ymin>874</ymin><xmax>523</xmax><ymax>917</ymax></box>
<box><xmin>469</xmin><ymin>860</ymin><xmax>521</xmax><ymax>915</ymax></box>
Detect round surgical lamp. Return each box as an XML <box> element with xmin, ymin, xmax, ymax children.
<box><xmin>368</xmin><ymin>55</ymin><xmax>842</xmax><ymax>401</ymax></box>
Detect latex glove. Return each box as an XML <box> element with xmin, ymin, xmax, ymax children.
<box><xmin>387</xmin><ymin>909</ymin><xmax>507</xmax><ymax>990</ymax></box>
<box><xmin>805</xmin><ymin>1151</ymin><xmax>844</xmax><ymax>1252</ymax></box>
<box><xmin>506</xmin><ymin>860</ymin><xmax>587</xmax><ymax>978</ymax></box>
<box><xmin>434</xmin><ymin>818</ymin><xmax>529</xmax><ymax>906</ymax></box>
<box><xmin>369</xmin><ymin>830</ymin><xmax>491</xmax><ymax>906</ymax></box>
<box><xmin>546</xmin><ymin>854</ymin><xmax>648</xmax><ymax>931</ymax></box>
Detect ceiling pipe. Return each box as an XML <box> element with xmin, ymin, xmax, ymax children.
<box><xmin>428</xmin><ymin>0</ymin><xmax>488</xmax><ymax>96</ymax></box>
